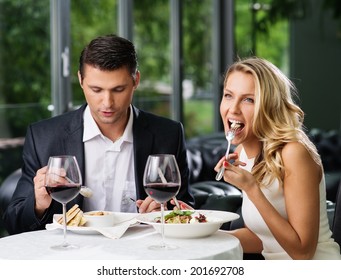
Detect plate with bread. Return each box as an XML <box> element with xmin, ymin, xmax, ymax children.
<box><xmin>50</xmin><ymin>204</ymin><xmax>138</xmax><ymax>235</ymax></box>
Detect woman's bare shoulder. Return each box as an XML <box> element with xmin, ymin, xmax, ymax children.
<box><xmin>282</xmin><ymin>141</ymin><xmax>321</xmax><ymax>175</ymax></box>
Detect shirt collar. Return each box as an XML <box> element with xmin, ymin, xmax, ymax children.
<box><xmin>83</xmin><ymin>105</ymin><xmax>101</xmax><ymax>142</ymax></box>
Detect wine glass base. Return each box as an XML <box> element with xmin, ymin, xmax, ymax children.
<box><xmin>148</xmin><ymin>244</ymin><xmax>178</xmax><ymax>250</ymax></box>
<box><xmin>50</xmin><ymin>243</ymin><xmax>79</xmax><ymax>250</ymax></box>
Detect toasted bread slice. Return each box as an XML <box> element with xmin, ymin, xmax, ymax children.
<box><xmin>58</xmin><ymin>204</ymin><xmax>80</xmax><ymax>224</ymax></box>
<box><xmin>68</xmin><ymin>210</ymin><xmax>83</xmax><ymax>226</ymax></box>
<box><xmin>79</xmin><ymin>216</ymin><xmax>87</xmax><ymax>226</ymax></box>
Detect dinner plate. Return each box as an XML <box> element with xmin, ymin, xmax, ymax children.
<box><xmin>136</xmin><ymin>210</ymin><xmax>240</xmax><ymax>238</ymax></box>
<box><xmin>52</xmin><ymin>212</ymin><xmax>138</xmax><ymax>235</ymax></box>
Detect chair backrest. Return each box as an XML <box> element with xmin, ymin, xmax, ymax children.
<box><xmin>0</xmin><ymin>168</ymin><xmax>21</xmax><ymax>216</ymax></box>
<box><xmin>332</xmin><ymin>179</ymin><xmax>341</xmax><ymax>248</ymax></box>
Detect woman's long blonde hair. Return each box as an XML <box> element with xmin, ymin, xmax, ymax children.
<box><xmin>224</xmin><ymin>57</ymin><xmax>321</xmax><ymax>187</ymax></box>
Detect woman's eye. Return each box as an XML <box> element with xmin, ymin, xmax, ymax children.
<box><xmin>223</xmin><ymin>93</ymin><xmax>232</xmax><ymax>99</ymax></box>
<box><xmin>244</xmin><ymin>97</ymin><xmax>254</xmax><ymax>103</ymax></box>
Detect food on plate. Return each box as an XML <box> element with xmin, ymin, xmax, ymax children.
<box><xmin>79</xmin><ymin>187</ymin><xmax>93</xmax><ymax>198</ymax></box>
<box><xmin>57</xmin><ymin>204</ymin><xmax>87</xmax><ymax>226</ymax></box>
<box><xmin>154</xmin><ymin>210</ymin><xmax>207</xmax><ymax>224</ymax></box>
<box><xmin>86</xmin><ymin>211</ymin><xmax>107</xmax><ymax>216</ymax></box>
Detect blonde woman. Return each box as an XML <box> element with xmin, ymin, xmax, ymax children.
<box><xmin>215</xmin><ymin>57</ymin><xmax>341</xmax><ymax>259</ymax></box>
<box><xmin>176</xmin><ymin>57</ymin><xmax>340</xmax><ymax>259</ymax></box>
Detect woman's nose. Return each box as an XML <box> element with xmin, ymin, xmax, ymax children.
<box><xmin>229</xmin><ymin>100</ymin><xmax>240</xmax><ymax>114</ymax></box>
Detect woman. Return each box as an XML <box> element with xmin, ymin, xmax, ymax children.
<box><xmin>179</xmin><ymin>57</ymin><xmax>341</xmax><ymax>259</ymax></box>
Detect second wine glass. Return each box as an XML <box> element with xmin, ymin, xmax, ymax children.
<box><xmin>45</xmin><ymin>155</ymin><xmax>82</xmax><ymax>250</ymax></box>
<box><xmin>143</xmin><ymin>154</ymin><xmax>181</xmax><ymax>250</ymax></box>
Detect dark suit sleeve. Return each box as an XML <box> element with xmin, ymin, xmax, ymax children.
<box><xmin>3</xmin><ymin>125</ymin><xmax>60</xmax><ymax>234</ymax></box>
<box><xmin>4</xmin><ymin>107</ymin><xmax>85</xmax><ymax>234</ymax></box>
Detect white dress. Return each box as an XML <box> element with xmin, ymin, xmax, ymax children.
<box><xmin>240</xmin><ymin>148</ymin><xmax>341</xmax><ymax>260</ymax></box>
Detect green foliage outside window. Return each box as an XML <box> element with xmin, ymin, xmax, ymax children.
<box><xmin>0</xmin><ymin>0</ymin><xmax>51</xmax><ymax>137</ymax></box>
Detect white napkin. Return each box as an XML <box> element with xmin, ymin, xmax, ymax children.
<box><xmin>45</xmin><ymin>218</ymin><xmax>137</xmax><ymax>239</ymax></box>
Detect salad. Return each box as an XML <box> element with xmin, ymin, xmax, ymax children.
<box><xmin>154</xmin><ymin>210</ymin><xmax>207</xmax><ymax>224</ymax></box>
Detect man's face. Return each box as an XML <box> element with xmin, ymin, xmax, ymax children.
<box><xmin>78</xmin><ymin>64</ymin><xmax>140</xmax><ymax>129</ymax></box>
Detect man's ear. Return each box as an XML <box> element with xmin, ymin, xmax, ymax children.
<box><xmin>77</xmin><ymin>71</ymin><xmax>83</xmax><ymax>88</ymax></box>
<box><xmin>134</xmin><ymin>70</ymin><xmax>141</xmax><ymax>89</ymax></box>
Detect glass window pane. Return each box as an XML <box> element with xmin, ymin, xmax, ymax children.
<box><xmin>235</xmin><ymin>0</ymin><xmax>289</xmax><ymax>72</ymax></box>
<box><xmin>70</xmin><ymin>0</ymin><xmax>118</xmax><ymax>106</ymax></box>
<box><xmin>133</xmin><ymin>0</ymin><xmax>214</xmax><ymax>138</ymax></box>
<box><xmin>133</xmin><ymin>0</ymin><xmax>171</xmax><ymax>119</ymax></box>
<box><xmin>183</xmin><ymin>0</ymin><xmax>214</xmax><ymax>138</ymax></box>
<box><xmin>0</xmin><ymin>0</ymin><xmax>51</xmax><ymax>138</ymax></box>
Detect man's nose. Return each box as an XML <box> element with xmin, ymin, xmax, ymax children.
<box><xmin>102</xmin><ymin>91</ymin><xmax>113</xmax><ymax>107</ymax></box>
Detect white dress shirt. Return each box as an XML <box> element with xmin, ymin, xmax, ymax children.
<box><xmin>82</xmin><ymin>105</ymin><xmax>137</xmax><ymax>212</ymax></box>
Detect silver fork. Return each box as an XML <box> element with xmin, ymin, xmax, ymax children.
<box><xmin>215</xmin><ymin>128</ymin><xmax>237</xmax><ymax>181</ymax></box>
<box><xmin>65</xmin><ymin>175</ymin><xmax>93</xmax><ymax>198</ymax></box>
<box><xmin>172</xmin><ymin>196</ymin><xmax>181</xmax><ymax>209</ymax></box>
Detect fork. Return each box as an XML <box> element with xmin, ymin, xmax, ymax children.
<box><xmin>215</xmin><ymin>127</ymin><xmax>237</xmax><ymax>181</ymax></box>
<box><xmin>65</xmin><ymin>175</ymin><xmax>93</xmax><ymax>198</ymax></box>
<box><xmin>172</xmin><ymin>196</ymin><xmax>181</xmax><ymax>210</ymax></box>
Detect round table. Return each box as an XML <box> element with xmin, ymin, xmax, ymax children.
<box><xmin>0</xmin><ymin>225</ymin><xmax>242</xmax><ymax>260</ymax></box>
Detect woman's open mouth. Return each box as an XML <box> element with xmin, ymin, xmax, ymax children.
<box><xmin>228</xmin><ymin>119</ymin><xmax>244</xmax><ymax>133</ymax></box>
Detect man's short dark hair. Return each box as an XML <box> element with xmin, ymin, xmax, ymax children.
<box><xmin>79</xmin><ymin>34</ymin><xmax>138</xmax><ymax>81</ymax></box>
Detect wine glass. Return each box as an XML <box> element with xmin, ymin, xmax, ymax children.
<box><xmin>143</xmin><ymin>154</ymin><xmax>181</xmax><ymax>250</ymax></box>
<box><xmin>45</xmin><ymin>155</ymin><xmax>82</xmax><ymax>250</ymax></box>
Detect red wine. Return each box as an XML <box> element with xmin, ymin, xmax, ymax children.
<box><xmin>144</xmin><ymin>183</ymin><xmax>180</xmax><ymax>203</ymax></box>
<box><xmin>45</xmin><ymin>184</ymin><xmax>81</xmax><ymax>204</ymax></box>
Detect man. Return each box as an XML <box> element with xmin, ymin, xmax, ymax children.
<box><xmin>4</xmin><ymin>34</ymin><xmax>193</xmax><ymax>234</ymax></box>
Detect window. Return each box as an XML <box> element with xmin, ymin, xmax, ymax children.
<box><xmin>0</xmin><ymin>0</ymin><xmax>51</xmax><ymax>138</ymax></box>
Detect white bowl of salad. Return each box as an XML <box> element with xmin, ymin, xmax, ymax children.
<box><xmin>136</xmin><ymin>209</ymin><xmax>240</xmax><ymax>238</ymax></box>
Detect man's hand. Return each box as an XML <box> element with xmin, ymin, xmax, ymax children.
<box><xmin>33</xmin><ymin>166</ymin><xmax>52</xmax><ymax>218</ymax></box>
<box><xmin>136</xmin><ymin>197</ymin><xmax>166</xmax><ymax>213</ymax></box>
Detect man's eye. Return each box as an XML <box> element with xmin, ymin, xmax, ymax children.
<box><xmin>91</xmin><ymin>88</ymin><xmax>101</xmax><ymax>93</ymax></box>
<box><xmin>114</xmin><ymin>87</ymin><xmax>125</xmax><ymax>92</ymax></box>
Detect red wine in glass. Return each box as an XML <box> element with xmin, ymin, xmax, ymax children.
<box><xmin>143</xmin><ymin>154</ymin><xmax>181</xmax><ymax>250</ymax></box>
<box><xmin>45</xmin><ymin>155</ymin><xmax>82</xmax><ymax>250</ymax></box>
<box><xmin>144</xmin><ymin>183</ymin><xmax>180</xmax><ymax>203</ymax></box>
<box><xmin>45</xmin><ymin>184</ymin><xmax>81</xmax><ymax>204</ymax></box>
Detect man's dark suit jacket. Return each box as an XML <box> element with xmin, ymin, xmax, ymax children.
<box><xmin>4</xmin><ymin>104</ymin><xmax>193</xmax><ymax>234</ymax></box>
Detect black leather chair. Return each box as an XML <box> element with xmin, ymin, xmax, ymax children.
<box><xmin>189</xmin><ymin>181</ymin><xmax>242</xmax><ymax>229</ymax></box>
<box><xmin>0</xmin><ymin>168</ymin><xmax>21</xmax><ymax>217</ymax></box>
<box><xmin>0</xmin><ymin>168</ymin><xmax>21</xmax><ymax>236</ymax></box>
<box><xmin>332</xmin><ymin>181</ymin><xmax>341</xmax><ymax>249</ymax></box>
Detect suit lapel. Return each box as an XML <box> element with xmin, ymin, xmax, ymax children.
<box><xmin>132</xmin><ymin>106</ymin><xmax>153</xmax><ymax>198</ymax></box>
<box><xmin>63</xmin><ymin>105</ymin><xmax>86</xmax><ymax>182</ymax></box>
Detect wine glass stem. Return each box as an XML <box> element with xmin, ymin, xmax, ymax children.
<box><xmin>62</xmin><ymin>203</ymin><xmax>68</xmax><ymax>246</ymax></box>
<box><xmin>160</xmin><ymin>202</ymin><xmax>166</xmax><ymax>248</ymax></box>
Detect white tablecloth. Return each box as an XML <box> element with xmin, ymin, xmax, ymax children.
<box><xmin>0</xmin><ymin>225</ymin><xmax>242</xmax><ymax>260</ymax></box>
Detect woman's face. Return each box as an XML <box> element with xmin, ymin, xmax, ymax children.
<box><xmin>220</xmin><ymin>71</ymin><xmax>258</xmax><ymax>149</ymax></box>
